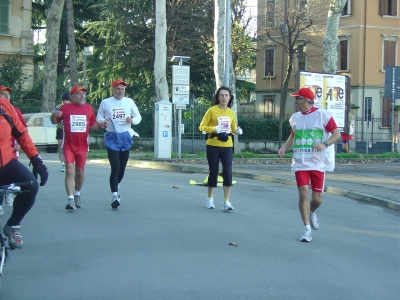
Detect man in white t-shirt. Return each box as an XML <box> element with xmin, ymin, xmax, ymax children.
<box><xmin>278</xmin><ymin>88</ymin><xmax>341</xmax><ymax>242</ymax></box>
<box><xmin>97</xmin><ymin>80</ymin><xmax>142</xmax><ymax>209</ymax></box>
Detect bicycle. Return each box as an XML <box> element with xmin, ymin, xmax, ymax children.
<box><xmin>0</xmin><ymin>181</ymin><xmax>33</xmax><ymax>290</ymax></box>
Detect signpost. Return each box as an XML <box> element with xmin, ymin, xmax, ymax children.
<box><xmin>364</xmin><ymin>97</ymin><xmax>372</xmax><ymax>154</ymax></box>
<box><xmin>171</xmin><ymin>56</ymin><xmax>190</xmax><ymax>158</ymax></box>
<box><xmin>384</xmin><ymin>66</ymin><xmax>400</xmax><ymax>153</ymax></box>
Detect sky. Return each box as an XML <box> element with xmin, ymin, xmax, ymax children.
<box><xmin>244</xmin><ymin>0</ymin><xmax>258</xmax><ymax>36</ymax></box>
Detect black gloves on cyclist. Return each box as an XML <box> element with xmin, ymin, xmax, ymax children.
<box><xmin>30</xmin><ymin>155</ymin><xmax>48</xmax><ymax>186</ymax></box>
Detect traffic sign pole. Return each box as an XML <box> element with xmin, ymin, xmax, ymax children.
<box><xmin>171</xmin><ymin>56</ymin><xmax>190</xmax><ymax>158</ymax></box>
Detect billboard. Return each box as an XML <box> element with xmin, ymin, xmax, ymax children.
<box><xmin>298</xmin><ymin>71</ymin><xmax>350</xmax><ymax>132</ymax></box>
<box><xmin>384</xmin><ymin>66</ymin><xmax>400</xmax><ymax>99</ymax></box>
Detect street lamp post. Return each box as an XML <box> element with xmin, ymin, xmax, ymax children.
<box><xmin>83</xmin><ymin>46</ymin><xmax>94</xmax><ymax>88</ymax></box>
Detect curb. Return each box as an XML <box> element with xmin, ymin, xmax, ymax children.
<box><xmin>93</xmin><ymin>158</ymin><xmax>400</xmax><ymax>211</ymax></box>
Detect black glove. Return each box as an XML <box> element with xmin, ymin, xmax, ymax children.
<box><xmin>30</xmin><ymin>155</ymin><xmax>48</xmax><ymax>186</ymax></box>
<box><xmin>217</xmin><ymin>132</ymin><xmax>229</xmax><ymax>142</ymax></box>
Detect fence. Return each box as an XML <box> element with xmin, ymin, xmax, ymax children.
<box><xmin>353</xmin><ymin>117</ymin><xmax>393</xmax><ymax>153</ymax></box>
<box><xmin>354</xmin><ymin>117</ymin><xmax>392</xmax><ymax>142</ymax></box>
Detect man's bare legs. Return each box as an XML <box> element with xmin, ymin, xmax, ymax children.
<box><xmin>65</xmin><ymin>164</ymin><xmax>84</xmax><ymax>196</ymax></box>
<box><xmin>298</xmin><ymin>185</ymin><xmax>322</xmax><ymax>225</ymax></box>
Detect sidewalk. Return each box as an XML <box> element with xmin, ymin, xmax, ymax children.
<box><xmin>122</xmin><ymin>157</ymin><xmax>400</xmax><ymax>211</ymax></box>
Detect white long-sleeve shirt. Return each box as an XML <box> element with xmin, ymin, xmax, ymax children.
<box><xmin>97</xmin><ymin>96</ymin><xmax>142</xmax><ymax>137</ymax></box>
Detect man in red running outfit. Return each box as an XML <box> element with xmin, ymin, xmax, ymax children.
<box><xmin>51</xmin><ymin>86</ymin><xmax>107</xmax><ymax>210</ymax></box>
<box><xmin>278</xmin><ymin>88</ymin><xmax>341</xmax><ymax>243</ymax></box>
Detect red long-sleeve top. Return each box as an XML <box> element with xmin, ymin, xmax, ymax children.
<box><xmin>0</xmin><ymin>98</ymin><xmax>38</xmax><ymax>167</ymax></box>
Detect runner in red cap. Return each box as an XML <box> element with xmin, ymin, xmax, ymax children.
<box><xmin>51</xmin><ymin>86</ymin><xmax>107</xmax><ymax>210</ymax></box>
<box><xmin>278</xmin><ymin>87</ymin><xmax>341</xmax><ymax>242</ymax></box>
<box><xmin>97</xmin><ymin>79</ymin><xmax>142</xmax><ymax>209</ymax></box>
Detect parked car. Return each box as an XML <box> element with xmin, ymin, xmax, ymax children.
<box><xmin>23</xmin><ymin>112</ymin><xmax>58</xmax><ymax>151</ymax></box>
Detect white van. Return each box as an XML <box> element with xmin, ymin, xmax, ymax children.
<box><xmin>23</xmin><ymin>113</ymin><xmax>58</xmax><ymax>151</ymax></box>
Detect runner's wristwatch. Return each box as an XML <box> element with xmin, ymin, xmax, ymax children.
<box><xmin>323</xmin><ymin>141</ymin><xmax>329</xmax><ymax>148</ymax></box>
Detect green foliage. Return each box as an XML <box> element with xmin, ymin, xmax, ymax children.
<box><xmin>236</xmin><ymin>80</ymin><xmax>256</xmax><ymax>103</ymax></box>
<box><xmin>134</xmin><ymin>107</ymin><xmax>154</xmax><ymax>138</ymax></box>
<box><xmin>335</xmin><ymin>152</ymin><xmax>361</xmax><ymax>159</ymax></box>
<box><xmin>363</xmin><ymin>152</ymin><xmax>400</xmax><ymax>159</ymax></box>
<box><xmin>0</xmin><ymin>56</ymin><xmax>29</xmax><ymax>104</ymax></box>
<box><xmin>238</xmin><ymin>115</ymin><xmax>292</xmax><ymax>141</ymax></box>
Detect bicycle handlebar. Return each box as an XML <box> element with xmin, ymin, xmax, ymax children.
<box><xmin>0</xmin><ymin>181</ymin><xmax>34</xmax><ymax>191</ymax></box>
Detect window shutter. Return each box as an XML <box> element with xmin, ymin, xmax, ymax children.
<box><xmin>379</xmin><ymin>0</ymin><xmax>387</xmax><ymax>16</ymax></box>
<box><xmin>390</xmin><ymin>0</ymin><xmax>397</xmax><ymax>16</ymax></box>
<box><xmin>384</xmin><ymin>40</ymin><xmax>396</xmax><ymax>69</ymax></box>
<box><xmin>389</xmin><ymin>41</ymin><xmax>396</xmax><ymax>65</ymax></box>
<box><xmin>340</xmin><ymin>40</ymin><xmax>348</xmax><ymax>70</ymax></box>
<box><xmin>0</xmin><ymin>0</ymin><xmax>9</xmax><ymax>34</ymax></box>
<box><xmin>382</xmin><ymin>98</ymin><xmax>391</xmax><ymax>126</ymax></box>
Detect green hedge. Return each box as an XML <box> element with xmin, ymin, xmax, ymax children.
<box><xmin>238</xmin><ymin>115</ymin><xmax>291</xmax><ymax>141</ymax></box>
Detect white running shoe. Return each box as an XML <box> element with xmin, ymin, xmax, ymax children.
<box><xmin>61</xmin><ymin>164</ymin><xmax>65</xmax><ymax>172</ymax></box>
<box><xmin>300</xmin><ymin>229</ymin><xmax>312</xmax><ymax>242</ymax></box>
<box><xmin>74</xmin><ymin>195</ymin><xmax>82</xmax><ymax>208</ymax></box>
<box><xmin>223</xmin><ymin>200</ymin><xmax>233</xmax><ymax>211</ymax></box>
<box><xmin>5</xmin><ymin>191</ymin><xmax>14</xmax><ymax>207</ymax></box>
<box><xmin>65</xmin><ymin>199</ymin><xmax>76</xmax><ymax>210</ymax></box>
<box><xmin>310</xmin><ymin>212</ymin><xmax>319</xmax><ymax>230</ymax></box>
<box><xmin>205</xmin><ymin>197</ymin><xmax>215</xmax><ymax>209</ymax></box>
<box><xmin>111</xmin><ymin>194</ymin><xmax>121</xmax><ymax>209</ymax></box>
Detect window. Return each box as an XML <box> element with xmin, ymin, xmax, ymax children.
<box><xmin>382</xmin><ymin>98</ymin><xmax>391</xmax><ymax>126</ymax></box>
<box><xmin>342</xmin><ymin>0</ymin><xmax>352</xmax><ymax>16</ymax></box>
<box><xmin>297</xmin><ymin>45</ymin><xmax>306</xmax><ymax>71</ymax></box>
<box><xmin>379</xmin><ymin>0</ymin><xmax>398</xmax><ymax>16</ymax></box>
<box><xmin>265</xmin><ymin>0</ymin><xmax>275</xmax><ymax>28</ymax></box>
<box><xmin>0</xmin><ymin>0</ymin><xmax>9</xmax><ymax>34</ymax></box>
<box><xmin>298</xmin><ymin>0</ymin><xmax>308</xmax><ymax>22</ymax></box>
<box><xmin>263</xmin><ymin>96</ymin><xmax>273</xmax><ymax>116</ymax></box>
<box><xmin>382</xmin><ymin>38</ymin><xmax>397</xmax><ymax>69</ymax></box>
<box><xmin>264</xmin><ymin>48</ymin><xmax>275</xmax><ymax>77</ymax></box>
<box><xmin>338</xmin><ymin>39</ymin><xmax>349</xmax><ymax>71</ymax></box>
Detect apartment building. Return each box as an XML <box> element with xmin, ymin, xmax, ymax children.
<box><xmin>254</xmin><ymin>0</ymin><xmax>400</xmax><ymax>124</ymax></box>
<box><xmin>0</xmin><ymin>0</ymin><xmax>34</xmax><ymax>87</ymax></box>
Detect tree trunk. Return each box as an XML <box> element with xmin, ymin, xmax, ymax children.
<box><xmin>154</xmin><ymin>0</ymin><xmax>169</xmax><ymax>101</ymax></box>
<box><xmin>322</xmin><ymin>0</ymin><xmax>347</xmax><ymax>74</ymax></box>
<box><xmin>57</xmin><ymin>5</ymin><xmax>67</xmax><ymax>77</ymax></box>
<box><xmin>66</xmin><ymin>0</ymin><xmax>78</xmax><ymax>86</ymax></box>
<box><xmin>214</xmin><ymin>0</ymin><xmax>225</xmax><ymax>88</ymax></box>
<box><xmin>41</xmin><ymin>0</ymin><xmax>65</xmax><ymax>112</ymax></box>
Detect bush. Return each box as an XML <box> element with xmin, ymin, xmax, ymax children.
<box><xmin>238</xmin><ymin>115</ymin><xmax>291</xmax><ymax>141</ymax></box>
<box><xmin>134</xmin><ymin>108</ymin><xmax>153</xmax><ymax>138</ymax></box>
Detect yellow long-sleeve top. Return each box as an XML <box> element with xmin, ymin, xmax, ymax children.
<box><xmin>199</xmin><ymin>105</ymin><xmax>238</xmax><ymax>147</ymax></box>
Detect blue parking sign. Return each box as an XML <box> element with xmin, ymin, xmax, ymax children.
<box><xmin>163</xmin><ymin>131</ymin><xmax>168</xmax><ymax>137</ymax></box>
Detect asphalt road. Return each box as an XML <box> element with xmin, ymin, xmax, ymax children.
<box><xmin>0</xmin><ymin>155</ymin><xmax>399</xmax><ymax>299</ymax></box>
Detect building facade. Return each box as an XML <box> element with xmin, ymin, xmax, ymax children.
<box><xmin>254</xmin><ymin>0</ymin><xmax>400</xmax><ymax>124</ymax></box>
<box><xmin>0</xmin><ymin>0</ymin><xmax>34</xmax><ymax>88</ymax></box>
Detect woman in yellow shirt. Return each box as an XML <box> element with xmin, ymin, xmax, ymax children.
<box><xmin>199</xmin><ymin>86</ymin><xmax>243</xmax><ymax>211</ymax></box>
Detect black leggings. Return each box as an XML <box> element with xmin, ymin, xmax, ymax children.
<box><xmin>0</xmin><ymin>159</ymin><xmax>38</xmax><ymax>226</ymax></box>
<box><xmin>107</xmin><ymin>148</ymin><xmax>130</xmax><ymax>193</ymax></box>
<box><xmin>206</xmin><ymin>145</ymin><xmax>233</xmax><ymax>187</ymax></box>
